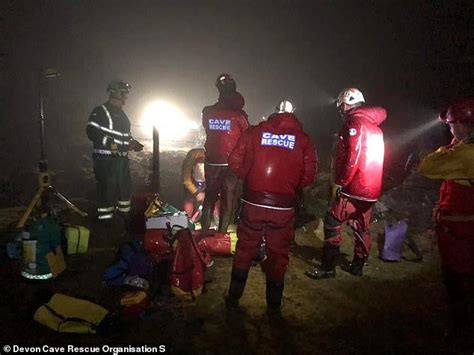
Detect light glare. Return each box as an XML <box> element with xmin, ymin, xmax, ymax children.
<box><xmin>141</xmin><ymin>101</ymin><xmax>197</xmax><ymax>141</ymax></box>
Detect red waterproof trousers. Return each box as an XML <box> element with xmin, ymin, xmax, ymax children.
<box><xmin>233</xmin><ymin>203</ymin><xmax>295</xmax><ymax>282</ymax></box>
<box><xmin>436</xmin><ymin>220</ymin><xmax>474</xmax><ymax>274</ymax></box>
<box><xmin>325</xmin><ymin>195</ymin><xmax>373</xmax><ymax>259</ymax></box>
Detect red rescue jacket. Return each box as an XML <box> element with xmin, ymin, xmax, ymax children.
<box><xmin>202</xmin><ymin>92</ymin><xmax>249</xmax><ymax>165</ymax></box>
<box><xmin>229</xmin><ymin>113</ymin><xmax>318</xmax><ymax>209</ymax></box>
<box><xmin>335</xmin><ymin>105</ymin><xmax>386</xmax><ymax>201</ymax></box>
<box><xmin>438</xmin><ymin>180</ymin><xmax>474</xmax><ymax>216</ymax></box>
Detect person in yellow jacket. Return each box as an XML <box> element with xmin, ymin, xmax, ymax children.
<box><xmin>418</xmin><ymin>97</ymin><xmax>474</xmax><ymax>333</ymax></box>
<box><xmin>182</xmin><ymin>148</ymin><xmax>219</xmax><ymax>225</ymax></box>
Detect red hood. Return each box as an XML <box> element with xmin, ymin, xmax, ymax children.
<box><xmin>266</xmin><ymin>112</ymin><xmax>303</xmax><ymax>131</ymax></box>
<box><xmin>218</xmin><ymin>91</ymin><xmax>245</xmax><ymax>111</ymax></box>
<box><xmin>347</xmin><ymin>105</ymin><xmax>386</xmax><ymax>126</ymax></box>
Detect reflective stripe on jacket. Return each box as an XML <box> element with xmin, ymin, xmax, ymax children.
<box><xmin>86</xmin><ymin>102</ymin><xmax>132</xmax><ymax>154</ymax></box>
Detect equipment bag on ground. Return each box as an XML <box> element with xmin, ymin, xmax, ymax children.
<box><xmin>381</xmin><ymin>221</ymin><xmax>408</xmax><ymax>261</ymax></box>
<box><xmin>34</xmin><ymin>293</ymin><xmax>109</xmax><ymax>334</ymax></box>
<box><xmin>169</xmin><ymin>228</ymin><xmax>213</xmax><ymax>301</ymax></box>
<box><xmin>196</xmin><ymin>230</ymin><xmax>237</xmax><ymax>256</ymax></box>
<box><xmin>22</xmin><ymin>216</ymin><xmax>63</xmax><ymax>280</ymax></box>
<box><xmin>64</xmin><ymin>225</ymin><xmax>90</xmax><ymax>254</ymax></box>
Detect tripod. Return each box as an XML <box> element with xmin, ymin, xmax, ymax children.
<box><xmin>16</xmin><ymin>69</ymin><xmax>87</xmax><ymax>229</ymax></box>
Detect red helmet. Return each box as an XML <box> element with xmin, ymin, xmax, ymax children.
<box><xmin>439</xmin><ymin>98</ymin><xmax>474</xmax><ymax>124</ymax></box>
<box><xmin>215</xmin><ymin>73</ymin><xmax>236</xmax><ymax>94</ymax></box>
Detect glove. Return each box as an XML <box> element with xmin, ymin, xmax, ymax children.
<box><xmin>129</xmin><ymin>139</ymin><xmax>144</xmax><ymax>152</ymax></box>
<box><xmin>432</xmin><ymin>205</ymin><xmax>441</xmax><ymax>223</ymax></box>
<box><xmin>195</xmin><ymin>192</ymin><xmax>205</xmax><ymax>202</ymax></box>
<box><xmin>331</xmin><ymin>184</ymin><xmax>343</xmax><ymax>199</ymax></box>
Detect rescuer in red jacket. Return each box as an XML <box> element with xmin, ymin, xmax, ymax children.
<box><xmin>418</xmin><ymin>98</ymin><xmax>474</xmax><ymax>332</ymax></box>
<box><xmin>226</xmin><ymin>101</ymin><xmax>318</xmax><ymax>314</ymax></box>
<box><xmin>201</xmin><ymin>74</ymin><xmax>249</xmax><ymax>233</ymax></box>
<box><xmin>306</xmin><ymin>88</ymin><xmax>386</xmax><ymax>279</ymax></box>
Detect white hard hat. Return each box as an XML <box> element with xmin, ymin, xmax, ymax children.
<box><xmin>123</xmin><ymin>275</ymin><xmax>150</xmax><ymax>290</ymax></box>
<box><xmin>336</xmin><ymin>88</ymin><xmax>365</xmax><ymax>107</ymax></box>
<box><xmin>276</xmin><ymin>100</ymin><xmax>295</xmax><ymax>113</ymax></box>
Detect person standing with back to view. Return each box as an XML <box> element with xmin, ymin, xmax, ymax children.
<box><xmin>201</xmin><ymin>74</ymin><xmax>249</xmax><ymax>233</ymax></box>
<box><xmin>225</xmin><ymin>100</ymin><xmax>318</xmax><ymax>315</ymax></box>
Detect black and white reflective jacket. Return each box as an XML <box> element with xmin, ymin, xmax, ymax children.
<box><xmin>86</xmin><ymin>102</ymin><xmax>132</xmax><ymax>156</ymax></box>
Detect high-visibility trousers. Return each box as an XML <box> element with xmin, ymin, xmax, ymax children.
<box><xmin>92</xmin><ymin>155</ymin><xmax>131</xmax><ymax>220</ymax></box>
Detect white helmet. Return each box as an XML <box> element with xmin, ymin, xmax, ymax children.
<box><xmin>123</xmin><ymin>275</ymin><xmax>150</xmax><ymax>290</ymax></box>
<box><xmin>276</xmin><ymin>100</ymin><xmax>295</xmax><ymax>113</ymax></box>
<box><xmin>336</xmin><ymin>88</ymin><xmax>365</xmax><ymax>107</ymax></box>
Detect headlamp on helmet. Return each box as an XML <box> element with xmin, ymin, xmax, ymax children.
<box><xmin>107</xmin><ymin>80</ymin><xmax>131</xmax><ymax>96</ymax></box>
<box><xmin>215</xmin><ymin>73</ymin><xmax>236</xmax><ymax>94</ymax></box>
<box><xmin>276</xmin><ymin>100</ymin><xmax>295</xmax><ymax>113</ymax></box>
<box><xmin>439</xmin><ymin>98</ymin><xmax>474</xmax><ymax>124</ymax></box>
<box><xmin>336</xmin><ymin>88</ymin><xmax>365</xmax><ymax>108</ymax></box>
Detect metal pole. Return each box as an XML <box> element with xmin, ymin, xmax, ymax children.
<box><xmin>152</xmin><ymin>124</ymin><xmax>160</xmax><ymax>192</ymax></box>
<box><xmin>39</xmin><ymin>75</ymin><xmax>45</xmax><ymax>162</ymax></box>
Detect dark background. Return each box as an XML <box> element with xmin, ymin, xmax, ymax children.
<box><xmin>1</xmin><ymin>0</ymin><xmax>473</xmax><ymax>201</ymax></box>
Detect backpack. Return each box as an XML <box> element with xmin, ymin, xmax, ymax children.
<box><xmin>103</xmin><ymin>241</ymin><xmax>155</xmax><ymax>288</ymax></box>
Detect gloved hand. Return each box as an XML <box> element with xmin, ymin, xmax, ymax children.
<box><xmin>195</xmin><ymin>192</ymin><xmax>205</xmax><ymax>202</ymax></box>
<box><xmin>129</xmin><ymin>139</ymin><xmax>144</xmax><ymax>152</ymax></box>
<box><xmin>331</xmin><ymin>184</ymin><xmax>343</xmax><ymax>199</ymax></box>
<box><xmin>432</xmin><ymin>205</ymin><xmax>440</xmax><ymax>223</ymax></box>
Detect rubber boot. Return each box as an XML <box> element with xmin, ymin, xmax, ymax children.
<box><xmin>266</xmin><ymin>279</ymin><xmax>284</xmax><ymax>309</ymax></box>
<box><xmin>201</xmin><ymin>201</ymin><xmax>212</xmax><ymax>231</ymax></box>
<box><xmin>442</xmin><ymin>268</ymin><xmax>471</xmax><ymax>332</ymax></box>
<box><xmin>218</xmin><ymin>210</ymin><xmax>232</xmax><ymax>234</ymax></box>
<box><xmin>305</xmin><ymin>245</ymin><xmax>339</xmax><ymax>280</ymax></box>
<box><xmin>341</xmin><ymin>257</ymin><xmax>365</xmax><ymax>276</ymax></box>
<box><xmin>266</xmin><ymin>279</ymin><xmax>284</xmax><ymax>320</ymax></box>
<box><xmin>225</xmin><ymin>268</ymin><xmax>249</xmax><ymax>308</ymax></box>
<box><xmin>118</xmin><ymin>212</ymin><xmax>131</xmax><ymax>238</ymax></box>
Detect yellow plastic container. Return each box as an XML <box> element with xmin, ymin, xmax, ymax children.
<box><xmin>65</xmin><ymin>225</ymin><xmax>89</xmax><ymax>254</ymax></box>
<box><xmin>120</xmin><ymin>291</ymin><xmax>147</xmax><ymax>306</ymax></box>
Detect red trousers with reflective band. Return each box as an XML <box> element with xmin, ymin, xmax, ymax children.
<box><xmin>233</xmin><ymin>203</ymin><xmax>295</xmax><ymax>282</ymax></box>
<box><xmin>325</xmin><ymin>195</ymin><xmax>373</xmax><ymax>259</ymax></box>
<box><xmin>436</xmin><ymin>220</ymin><xmax>474</xmax><ymax>274</ymax></box>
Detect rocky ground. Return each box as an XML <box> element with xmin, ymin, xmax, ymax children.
<box><xmin>0</xmin><ymin>151</ymin><xmax>473</xmax><ymax>354</ymax></box>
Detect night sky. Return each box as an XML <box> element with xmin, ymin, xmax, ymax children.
<box><xmin>1</xmin><ymin>0</ymin><xmax>473</xmax><ymax>173</ymax></box>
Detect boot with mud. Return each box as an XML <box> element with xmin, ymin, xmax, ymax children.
<box><xmin>224</xmin><ymin>268</ymin><xmax>248</xmax><ymax>316</ymax></box>
<box><xmin>341</xmin><ymin>257</ymin><xmax>365</xmax><ymax>276</ymax></box>
<box><xmin>266</xmin><ymin>279</ymin><xmax>285</xmax><ymax>322</ymax></box>
<box><xmin>305</xmin><ymin>245</ymin><xmax>339</xmax><ymax>280</ymax></box>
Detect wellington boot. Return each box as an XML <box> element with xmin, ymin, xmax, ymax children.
<box><xmin>305</xmin><ymin>245</ymin><xmax>339</xmax><ymax>280</ymax></box>
<box><xmin>225</xmin><ymin>268</ymin><xmax>249</xmax><ymax>308</ymax></box>
<box><xmin>305</xmin><ymin>268</ymin><xmax>336</xmax><ymax>280</ymax></box>
<box><xmin>341</xmin><ymin>257</ymin><xmax>365</xmax><ymax>276</ymax></box>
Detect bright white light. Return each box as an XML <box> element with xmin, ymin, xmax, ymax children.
<box><xmin>141</xmin><ymin>101</ymin><xmax>198</xmax><ymax>142</ymax></box>
<box><xmin>366</xmin><ymin>133</ymin><xmax>385</xmax><ymax>164</ymax></box>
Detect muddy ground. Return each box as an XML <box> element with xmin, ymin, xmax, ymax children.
<box><xmin>0</xmin><ymin>151</ymin><xmax>473</xmax><ymax>354</ymax></box>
